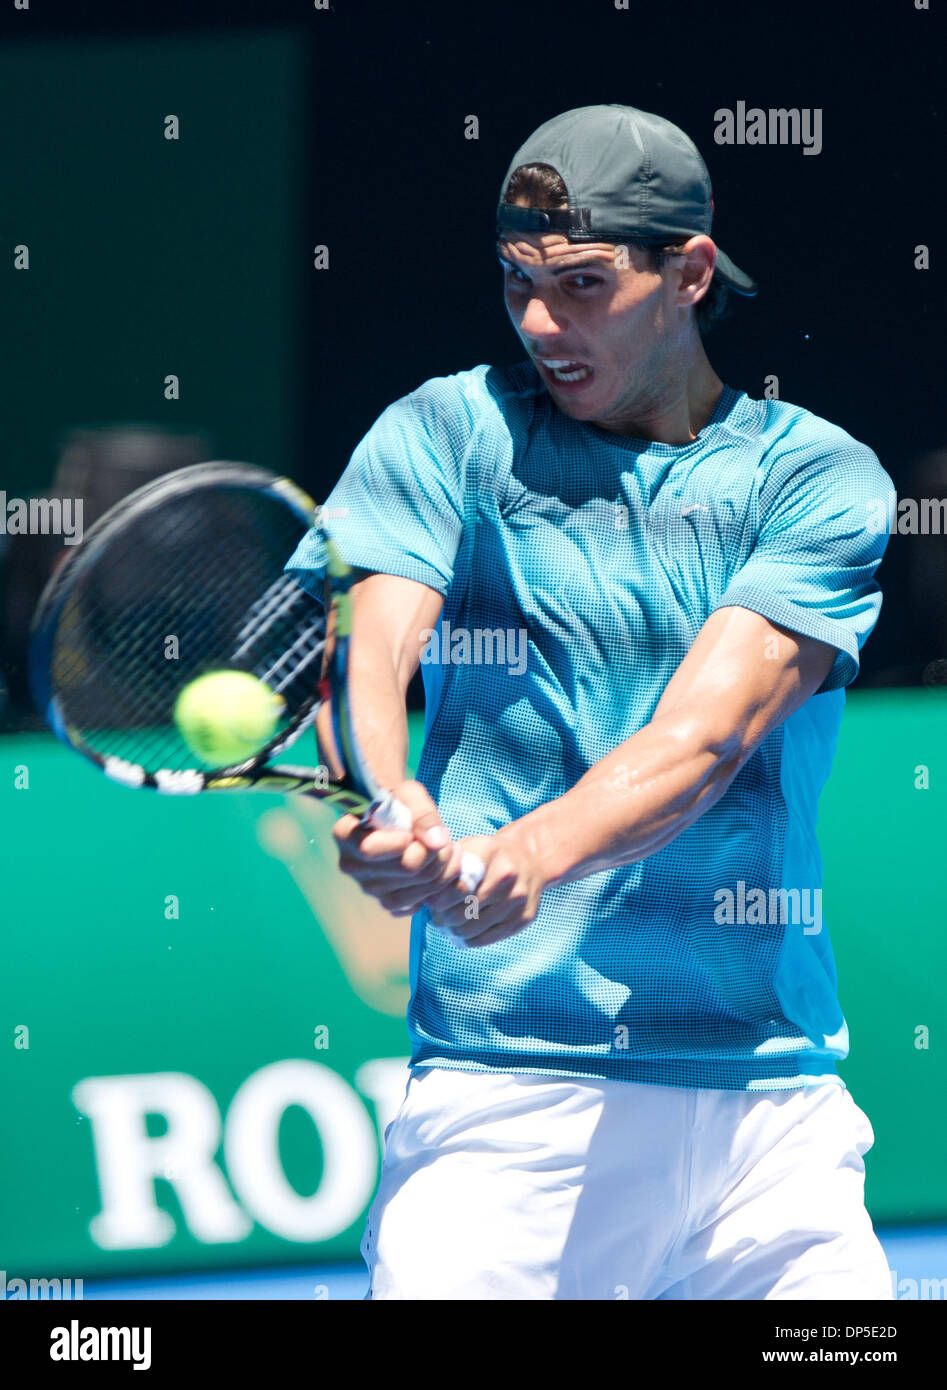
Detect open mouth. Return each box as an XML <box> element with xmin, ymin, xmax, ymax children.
<box><xmin>538</xmin><ymin>357</ymin><xmax>593</xmax><ymax>385</ymax></box>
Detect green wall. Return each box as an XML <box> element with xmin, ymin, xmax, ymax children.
<box><xmin>2</xmin><ymin>29</ymin><xmax>305</xmax><ymax>496</ymax></box>
<box><xmin>1</xmin><ymin>694</ymin><xmax>945</xmax><ymax>1280</ymax></box>
<box><xmin>820</xmin><ymin>690</ymin><xmax>947</xmax><ymax>1220</ymax></box>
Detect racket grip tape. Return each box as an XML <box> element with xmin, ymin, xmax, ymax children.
<box><xmin>457</xmin><ymin>851</ymin><xmax>486</xmax><ymax>894</ymax></box>
<box><xmin>366</xmin><ymin>795</ymin><xmax>487</xmax><ymax>894</ymax></box>
<box><xmin>365</xmin><ymin>792</ymin><xmax>413</xmax><ymax>832</ymax></box>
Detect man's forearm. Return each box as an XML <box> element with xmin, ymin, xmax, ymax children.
<box><xmin>334</xmin><ymin>632</ymin><xmax>411</xmax><ymax>790</ymax></box>
<box><xmin>315</xmin><ymin>601</ymin><xmax>410</xmax><ymax>789</ymax></box>
<box><xmin>317</xmin><ymin>570</ymin><xmax>443</xmax><ymax>795</ymax></box>
<box><xmin>495</xmin><ymin>709</ymin><xmax>745</xmax><ymax>889</ymax></box>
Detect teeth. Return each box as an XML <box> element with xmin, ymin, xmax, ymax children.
<box><xmin>539</xmin><ymin>358</ymin><xmax>591</xmax><ymax>382</ymax></box>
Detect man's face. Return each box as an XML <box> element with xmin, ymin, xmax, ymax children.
<box><xmin>497</xmin><ymin>228</ymin><xmax>702</xmax><ymax>433</ymax></box>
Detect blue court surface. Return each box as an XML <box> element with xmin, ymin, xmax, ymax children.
<box><xmin>82</xmin><ymin>1263</ymin><xmax>368</xmax><ymax>1301</ymax></box>
<box><xmin>79</xmin><ymin>1227</ymin><xmax>947</xmax><ymax>1300</ymax></box>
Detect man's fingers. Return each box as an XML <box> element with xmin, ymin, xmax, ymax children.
<box><xmin>389</xmin><ymin>779</ymin><xmax>452</xmax><ymax>852</ymax></box>
<box><xmin>337</xmin><ymin>834</ymin><xmax>460</xmax><ymax>898</ymax></box>
<box><xmin>456</xmin><ymin>920</ymin><xmax>527</xmax><ymax>949</ymax></box>
<box><xmin>424</xmin><ymin>871</ymin><xmax>490</xmax><ymax>920</ymax></box>
<box><xmin>399</xmin><ymin>836</ymin><xmax>445</xmax><ymax>874</ymax></box>
<box><xmin>333</xmin><ymin>819</ymin><xmax>414</xmax><ymax>863</ymax></box>
<box><xmin>331</xmin><ymin>781</ymin><xmax>466</xmax><ymax>904</ymax></box>
<box><xmin>376</xmin><ymin>849</ymin><xmax>465</xmax><ymax>914</ymax></box>
<box><xmin>435</xmin><ymin>900</ymin><xmax>524</xmax><ymax>944</ymax></box>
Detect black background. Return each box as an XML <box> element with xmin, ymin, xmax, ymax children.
<box><xmin>3</xmin><ymin>0</ymin><xmax>945</xmax><ymax>685</ymax></box>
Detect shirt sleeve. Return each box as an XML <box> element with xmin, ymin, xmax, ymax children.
<box><xmin>714</xmin><ymin>434</ymin><xmax>892</xmax><ymax>692</ymax></box>
<box><xmin>284</xmin><ymin>377</ymin><xmax>471</xmax><ymax>598</ymax></box>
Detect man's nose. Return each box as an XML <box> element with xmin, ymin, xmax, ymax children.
<box><xmin>519</xmin><ymin>295</ymin><xmax>562</xmax><ymax>340</ymax></box>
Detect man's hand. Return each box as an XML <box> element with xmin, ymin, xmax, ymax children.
<box><xmin>421</xmin><ymin>822</ymin><xmax>548</xmax><ymax>949</ymax></box>
<box><xmin>333</xmin><ymin>778</ymin><xmax>469</xmax><ymax>916</ymax></box>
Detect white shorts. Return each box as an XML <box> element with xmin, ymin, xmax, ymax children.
<box><xmin>361</xmin><ymin>1067</ymin><xmax>893</xmax><ymax>1300</ymax></box>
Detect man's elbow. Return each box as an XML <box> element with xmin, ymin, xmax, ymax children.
<box><xmin>666</xmin><ymin>704</ymin><xmax>757</xmax><ymax>781</ymax></box>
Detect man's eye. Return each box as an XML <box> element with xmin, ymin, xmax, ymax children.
<box><xmin>501</xmin><ymin>266</ymin><xmax>603</xmax><ymax>290</ymax></box>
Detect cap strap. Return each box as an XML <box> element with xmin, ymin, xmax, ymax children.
<box><xmin>496</xmin><ymin>202</ymin><xmax>594</xmax><ymax>235</ymax></box>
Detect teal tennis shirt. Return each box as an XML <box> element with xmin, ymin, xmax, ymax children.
<box><xmin>286</xmin><ymin>362</ymin><xmax>891</xmax><ymax>1090</ymax></box>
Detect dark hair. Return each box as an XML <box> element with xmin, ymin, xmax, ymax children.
<box><xmin>501</xmin><ymin>163</ymin><xmax>732</xmax><ymax>336</ymax></box>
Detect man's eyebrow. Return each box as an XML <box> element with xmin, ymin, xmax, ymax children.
<box><xmin>496</xmin><ymin>248</ymin><xmax>615</xmax><ymax>275</ymax></box>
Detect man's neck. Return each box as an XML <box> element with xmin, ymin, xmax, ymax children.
<box><xmin>593</xmin><ymin>345</ymin><xmax>726</xmax><ymax>444</ymax></box>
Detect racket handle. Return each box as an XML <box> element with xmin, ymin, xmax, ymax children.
<box><xmin>366</xmin><ymin>795</ymin><xmax>487</xmax><ymax>894</ymax></box>
<box><xmin>366</xmin><ymin>792</ymin><xmax>413</xmax><ymax>832</ymax></box>
<box><xmin>457</xmin><ymin>851</ymin><xmax>487</xmax><ymax>894</ymax></box>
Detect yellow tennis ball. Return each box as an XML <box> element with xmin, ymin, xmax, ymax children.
<box><xmin>174</xmin><ymin>670</ymin><xmax>285</xmax><ymax>767</ymax></box>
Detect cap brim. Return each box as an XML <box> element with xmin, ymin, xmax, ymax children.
<box><xmin>715</xmin><ymin>248</ymin><xmax>757</xmax><ymax>297</ymax></box>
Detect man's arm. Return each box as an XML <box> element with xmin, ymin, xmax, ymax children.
<box><xmin>420</xmin><ymin>607</ymin><xmax>837</xmax><ymax>944</ymax></box>
<box><xmin>513</xmin><ymin>606</ymin><xmax>835</xmax><ymax>885</ymax></box>
<box><xmin>323</xmin><ymin>570</ymin><xmax>470</xmax><ymax>891</ymax></box>
<box><xmin>317</xmin><ymin>569</ymin><xmax>439</xmax><ymax>787</ymax></box>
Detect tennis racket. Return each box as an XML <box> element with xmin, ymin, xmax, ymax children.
<box><xmin>29</xmin><ymin>460</ymin><xmax>485</xmax><ymax>893</ymax></box>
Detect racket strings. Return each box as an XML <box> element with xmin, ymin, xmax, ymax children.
<box><xmin>260</xmin><ymin>617</ymin><xmax>326</xmax><ymax>696</ymax></box>
<box><xmin>231</xmin><ymin>573</ymin><xmax>327</xmax><ymax>698</ymax></box>
<box><xmin>232</xmin><ymin>573</ymin><xmax>314</xmax><ymax>658</ymax></box>
<box><xmin>48</xmin><ymin>483</ymin><xmax>323</xmax><ymax>774</ymax></box>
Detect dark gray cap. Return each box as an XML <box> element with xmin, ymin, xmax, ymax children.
<box><xmin>497</xmin><ymin>104</ymin><xmax>757</xmax><ymax>297</ymax></box>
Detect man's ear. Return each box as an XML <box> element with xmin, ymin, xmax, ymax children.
<box><xmin>677</xmin><ymin>235</ymin><xmax>717</xmax><ymax>307</ymax></box>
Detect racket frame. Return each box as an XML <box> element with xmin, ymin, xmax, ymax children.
<box><xmin>29</xmin><ymin>460</ymin><xmax>484</xmax><ymax>889</ymax></box>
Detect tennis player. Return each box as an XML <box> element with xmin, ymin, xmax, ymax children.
<box><xmin>287</xmin><ymin>104</ymin><xmax>893</xmax><ymax>1300</ymax></box>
